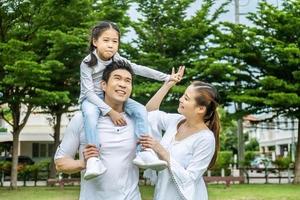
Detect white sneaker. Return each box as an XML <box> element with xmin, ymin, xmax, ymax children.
<box><xmin>133</xmin><ymin>149</ymin><xmax>167</xmax><ymax>171</ymax></box>
<box><xmin>84</xmin><ymin>157</ymin><xmax>107</xmax><ymax>180</ymax></box>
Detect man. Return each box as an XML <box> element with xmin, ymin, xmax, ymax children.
<box><xmin>55</xmin><ymin>60</ymin><xmax>141</xmax><ymax>200</ymax></box>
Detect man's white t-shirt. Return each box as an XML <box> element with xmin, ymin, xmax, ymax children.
<box><xmin>55</xmin><ymin>112</ymin><xmax>141</xmax><ymax>200</ymax></box>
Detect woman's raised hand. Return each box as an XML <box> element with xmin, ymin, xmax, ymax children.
<box><xmin>167</xmin><ymin>66</ymin><xmax>185</xmax><ymax>87</ymax></box>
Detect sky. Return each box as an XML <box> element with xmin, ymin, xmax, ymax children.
<box><xmin>124</xmin><ymin>0</ymin><xmax>281</xmax><ymax>42</ymax></box>
<box><xmin>186</xmin><ymin>0</ymin><xmax>281</xmax><ymax>24</ymax></box>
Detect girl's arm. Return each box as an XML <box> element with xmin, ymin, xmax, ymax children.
<box><xmin>80</xmin><ymin>62</ymin><xmax>112</xmax><ymax>115</ymax></box>
<box><xmin>146</xmin><ymin>66</ymin><xmax>184</xmax><ymax>111</ymax></box>
<box><xmin>116</xmin><ymin>53</ymin><xmax>170</xmax><ymax>81</ymax></box>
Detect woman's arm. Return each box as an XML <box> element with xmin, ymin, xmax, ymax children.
<box><xmin>146</xmin><ymin>66</ymin><xmax>184</xmax><ymax>111</ymax></box>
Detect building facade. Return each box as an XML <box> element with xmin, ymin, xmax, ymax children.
<box><xmin>244</xmin><ymin>114</ymin><xmax>298</xmax><ymax>161</ymax></box>
<box><xmin>0</xmin><ymin>108</ymin><xmax>75</xmax><ymax>161</ymax></box>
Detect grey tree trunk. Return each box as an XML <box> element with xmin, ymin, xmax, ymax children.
<box><xmin>10</xmin><ymin>132</ymin><xmax>20</xmax><ymax>189</ymax></box>
<box><xmin>49</xmin><ymin>113</ymin><xmax>62</xmax><ymax>178</ymax></box>
<box><xmin>237</xmin><ymin>102</ymin><xmax>244</xmax><ymax>174</ymax></box>
<box><xmin>8</xmin><ymin>104</ymin><xmax>32</xmax><ymax>189</ymax></box>
<box><xmin>294</xmin><ymin>118</ymin><xmax>300</xmax><ymax>184</ymax></box>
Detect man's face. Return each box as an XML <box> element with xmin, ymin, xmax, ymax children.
<box><xmin>101</xmin><ymin>69</ymin><xmax>132</xmax><ymax>105</ymax></box>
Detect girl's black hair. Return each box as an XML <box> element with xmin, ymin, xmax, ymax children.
<box><xmin>84</xmin><ymin>21</ymin><xmax>120</xmax><ymax>67</ymax></box>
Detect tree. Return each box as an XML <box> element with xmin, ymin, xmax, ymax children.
<box><xmin>202</xmin><ymin>0</ymin><xmax>300</xmax><ymax>182</ymax></box>
<box><xmin>0</xmin><ymin>0</ymin><xmax>148</xmax><ymax>183</ymax></box>
<box><xmin>31</xmin><ymin>0</ymin><xmax>93</xmax><ymax>179</ymax></box>
<box><xmin>0</xmin><ymin>0</ymin><xmax>76</xmax><ymax>188</ymax></box>
<box><xmin>241</xmin><ymin>0</ymin><xmax>300</xmax><ymax>183</ymax></box>
<box><xmin>43</xmin><ymin>0</ymin><xmax>132</xmax><ymax>178</ymax></box>
<box><xmin>219</xmin><ymin>109</ymin><xmax>238</xmax><ymax>152</ymax></box>
<box><xmin>0</xmin><ymin>40</ymin><xmax>55</xmax><ymax>189</ymax></box>
<box><xmin>126</xmin><ymin>0</ymin><xmax>229</xmax><ymax>110</ymax></box>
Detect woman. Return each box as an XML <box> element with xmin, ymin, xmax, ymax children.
<box><xmin>140</xmin><ymin>77</ymin><xmax>220</xmax><ymax>200</ymax></box>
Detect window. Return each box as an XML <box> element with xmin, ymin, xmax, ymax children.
<box><xmin>48</xmin><ymin>144</ymin><xmax>54</xmax><ymax>157</ymax></box>
<box><xmin>32</xmin><ymin>143</ymin><xmax>39</xmax><ymax>157</ymax></box>
<box><xmin>40</xmin><ymin>144</ymin><xmax>46</xmax><ymax>157</ymax></box>
<box><xmin>268</xmin><ymin>146</ymin><xmax>275</xmax><ymax>151</ymax></box>
<box><xmin>32</xmin><ymin>143</ymin><xmax>54</xmax><ymax>158</ymax></box>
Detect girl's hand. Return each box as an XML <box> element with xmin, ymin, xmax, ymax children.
<box><xmin>108</xmin><ymin>109</ymin><xmax>127</xmax><ymax>126</ymax></box>
<box><xmin>167</xmin><ymin>66</ymin><xmax>185</xmax><ymax>87</ymax></box>
<box><xmin>83</xmin><ymin>144</ymin><xmax>99</xmax><ymax>161</ymax></box>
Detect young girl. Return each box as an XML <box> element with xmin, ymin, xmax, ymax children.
<box><xmin>80</xmin><ymin>21</ymin><xmax>177</xmax><ymax>180</ymax></box>
<box><xmin>140</xmin><ymin>80</ymin><xmax>220</xmax><ymax>200</ymax></box>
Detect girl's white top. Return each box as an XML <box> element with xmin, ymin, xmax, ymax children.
<box><xmin>148</xmin><ymin>110</ymin><xmax>216</xmax><ymax>200</ymax></box>
<box><xmin>79</xmin><ymin>51</ymin><xmax>169</xmax><ymax>115</ymax></box>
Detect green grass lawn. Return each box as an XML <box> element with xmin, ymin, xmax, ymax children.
<box><xmin>207</xmin><ymin>184</ymin><xmax>300</xmax><ymax>200</ymax></box>
<box><xmin>0</xmin><ymin>184</ymin><xmax>300</xmax><ymax>200</ymax></box>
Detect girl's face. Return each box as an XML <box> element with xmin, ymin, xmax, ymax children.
<box><xmin>177</xmin><ymin>85</ymin><xmax>205</xmax><ymax>117</ymax></box>
<box><xmin>93</xmin><ymin>28</ymin><xmax>119</xmax><ymax>61</ymax></box>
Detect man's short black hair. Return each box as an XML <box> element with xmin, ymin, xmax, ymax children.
<box><xmin>102</xmin><ymin>60</ymin><xmax>134</xmax><ymax>83</ymax></box>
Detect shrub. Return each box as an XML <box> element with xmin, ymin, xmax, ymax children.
<box><xmin>245</xmin><ymin>138</ymin><xmax>259</xmax><ymax>151</ymax></box>
<box><xmin>210</xmin><ymin>151</ymin><xmax>233</xmax><ymax>176</ymax></box>
<box><xmin>241</xmin><ymin>151</ymin><xmax>258</xmax><ymax>167</ymax></box>
<box><xmin>274</xmin><ymin>156</ymin><xmax>292</xmax><ymax>169</ymax></box>
<box><xmin>0</xmin><ymin>127</ymin><xmax>7</xmax><ymax>132</ymax></box>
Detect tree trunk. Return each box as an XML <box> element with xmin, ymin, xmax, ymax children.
<box><xmin>237</xmin><ymin>103</ymin><xmax>244</xmax><ymax>170</ymax></box>
<box><xmin>10</xmin><ymin>132</ymin><xmax>20</xmax><ymax>189</ymax></box>
<box><xmin>8</xmin><ymin>103</ymin><xmax>32</xmax><ymax>189</ymax></box>
<box><xmin>49</xmin><ymin>113</ymin><xmax>62</xmax><ymax>178</ymax></box>
<box><xmin>293</xmin><ymin>118</ymin><xmax>300</xmax><ymax>184</ymax></box>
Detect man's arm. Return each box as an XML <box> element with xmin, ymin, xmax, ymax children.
<box><xmin>55</xmin><ymin>157</ymin><xmax>85</xmax><ymax>174</ymax></box>
<box><xmin>54</xmin><ymin>113</ymin><xmax>85</xmax><ymax>174</ymax></box>
<box><xmin>55</xmin><ymin>144</ymin><xmax>99</xmax><ymax>174</ymax></box>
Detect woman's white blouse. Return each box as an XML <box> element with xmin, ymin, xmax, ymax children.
<box><xmin>149</xmin><ymin>110</ymin><xmax>215</xmax><ymax>200</ymax></box>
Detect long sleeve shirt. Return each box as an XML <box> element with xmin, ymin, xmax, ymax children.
<box><xmin>79</xmin><ymin>51</ymin><xmax>170</xmax><ymax>115</ymax></box>
<box><xmin>148</xmin><ymin>110</ymin><xmax>216</xmax><ymax>200</ymax></box>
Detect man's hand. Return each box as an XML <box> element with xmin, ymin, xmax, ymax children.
<box><xmin>107</xmin><ymin>109</ymin><xmax>127</xmax><ymax>126</ymax></box>
<box><xmin>83</xmin><ymin>144</ymin><xmax>100</xmax><ymax>161</ymax></box>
